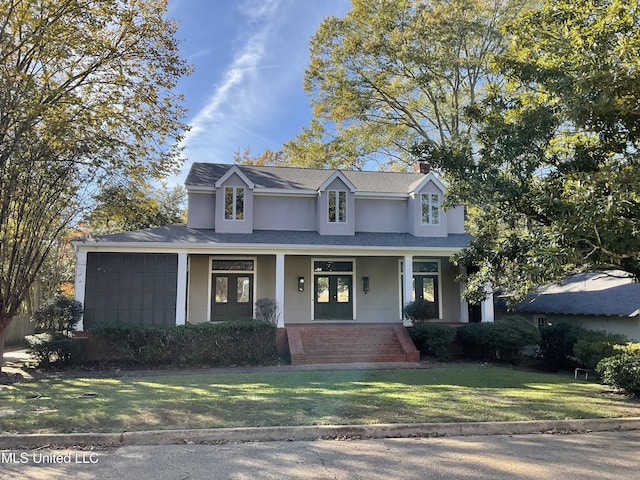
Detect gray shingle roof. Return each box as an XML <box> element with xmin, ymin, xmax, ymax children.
<box><xmin>514</xmin><ymin>271</ymin><xmax>640</xmax><ymax>318</ymax></box>
<box><xmin>185</xmin><ymin>163</ymin><xmax>433</xmax><ymax>193</ymax></box>
<box><xmin>79</xmin><ymin>225</ymin><xmax>472</xmax><ymax>250</ymax></box>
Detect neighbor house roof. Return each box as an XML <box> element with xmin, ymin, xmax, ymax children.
<box><xmin>513</xmin><ymin>271</ymin><xmax>640</xmax><ymax>318</ymax></box>
<box><xmin>74</xmin><ymin>225</ymin><xmax>473</xmax><ymax>252</ymax></box>
<box><xmin>185</xmin><ymin>163</ymin><xmax>441</xmax><ymax>194</ymax></box>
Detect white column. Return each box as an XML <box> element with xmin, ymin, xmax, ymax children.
<box><xmin>481</xmin><ymin>283</ymin><xmax>495</xmax><ymax>323</ymax></box>
<box><xmin>459</xmin><ymin>265</ymin><xmax>469</xmax><ymax>323</ymax></box>
<box><xmin>275</xmin><ymin>253</ymin><xmax>285</xmax><ymax>328</ymax></box>
<box><xmin>74</xmin><ymin>249</ymin><xmax>87</xmax><ymax>331</ymax></box>
<box><xmin>403</xmin><ymin>255</ymin><xmax>413</xmax><ymax>325</ymax></box>
<box><xmin>175</xmin><ymin>252</ymin><xmax>188</xmax><ymax>326</ymax></box>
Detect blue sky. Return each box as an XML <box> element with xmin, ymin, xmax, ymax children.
<box><xmin>167</xmin><ymin>0</ymin><xmax>352</xmax><ymax>184</ymax></box>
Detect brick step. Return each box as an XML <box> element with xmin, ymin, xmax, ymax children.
<box><xmin>287</xmin><ymin>324</ymin><xmax>419</xmax><ymax>365</ymax></box>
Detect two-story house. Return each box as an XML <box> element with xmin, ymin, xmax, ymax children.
<box><xmin>73</xmin><ymin>162</ymin><xmax>494</xmax><ymax>363</ymax></box>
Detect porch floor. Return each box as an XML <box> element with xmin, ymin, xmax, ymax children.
<box><xmin>285</xmin><ymin>324</ymin><xmax>420</xmax><ymax>365</ymax></box>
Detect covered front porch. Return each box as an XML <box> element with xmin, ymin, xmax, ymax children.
<box><xmin>185</xmin><ymin>252</ymin><xmax>493</xmax><ymax>327</ymax></box>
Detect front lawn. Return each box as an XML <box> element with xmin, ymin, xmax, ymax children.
<box><xmin>1</xmin><ymin>365</ymin><xmax>639</xmax><ymax>434</ymax></box>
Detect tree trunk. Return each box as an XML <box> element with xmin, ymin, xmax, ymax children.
<box><xmin>0</xmin><ymin>322</ymin><xmax>6</xmax><ymax>373</ymax></box>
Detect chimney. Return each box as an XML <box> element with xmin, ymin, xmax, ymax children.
<box><xmin>414</xmin><ymin>162</ymin><xmax>430</xmax><ymax>174</ymax></box>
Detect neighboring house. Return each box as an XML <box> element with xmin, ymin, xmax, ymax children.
<box><xmin>73</xmin><ymin>162</ymin><xmax>493</xmax><ymax>336</ymax></box>
<box><xmin>501</xmin><ymin>271</ymin><xmax>640</xmax><ymax>341</ymax></box>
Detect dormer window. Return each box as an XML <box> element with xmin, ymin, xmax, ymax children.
<box><xmin>328</xmin><ymin>190</ymin><xmax>347</xmax><ymax>223</ymax></box>
<box><xmin>421</xmin><ymin>193</ymin><xmax>440</xmax><ymax>225</ymax></box>
<box><xmin>224</xmin><ymin>187</ymin><xmax>244</xmax><ymax>220</ymax></box>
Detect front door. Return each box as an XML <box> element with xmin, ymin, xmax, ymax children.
<box><xmin>414</xmin><ymin>274</ymin><xmax>439</xmax><ymax>317</ymax></box>
<box><xmin>314</xmin><ymin>275</ymin><xmax>353</xmax><ymax>320</ymax></box>
<box><xmin>211</xmin><ymin>273</ymin><xmax>253</xmax><ymax>321</ymax></box>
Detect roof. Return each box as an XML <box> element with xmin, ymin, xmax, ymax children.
<box><xmin>513</xmin><ymin>271</ymin><xmax>640</xmax><ymax>318</ymax></box>
<box><xmin>74</xmin><ymin>225</ymin><xmax>472</xmax><ymax>252</ymax></box>
<box><xmin>185</xmin><ymin>163</ymin><xmax>440</xmax><ymax>194</ymax></box>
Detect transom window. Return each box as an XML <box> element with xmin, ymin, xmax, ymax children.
<box><xmin>421</xmin><ymin>193</ymin><xmax>440</xmax><ymax>225</ymax></box>
<box><xmin>224</xmin><ymin>186</ymin><xmax>244</xmax><ymax>220</ymax></box>
<box><xmin>328</xmin><ymin>190</ymin><xmax>347</xmax><ymax>223</ymax></box>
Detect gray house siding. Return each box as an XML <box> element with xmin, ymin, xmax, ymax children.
<box><xmin>187</xmin><ymin>192</ymin><xmax>215</xmax><ymax>229</ymax></box>
<box><xmin>355</xmin><ymin>199</ymin><xmax>407</xmax><ymax>233</ymax></box>
<box><xmin>253</xmin><ymin>195</ymin><xmax>316</xmax><ymax>231</ymax></box>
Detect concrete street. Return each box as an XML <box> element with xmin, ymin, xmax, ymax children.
<box><xmin>1</xmin><ymin>430</ymin><xmax>638</xmax><ymax>480</ymax></box>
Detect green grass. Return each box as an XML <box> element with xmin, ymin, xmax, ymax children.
<box><xmin>1</xmin><ymin>365</ymin><xmax>639</xmax><ymax>434</ymax></box>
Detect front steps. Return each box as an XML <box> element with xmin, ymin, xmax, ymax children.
<box><xmin>286</xmin><ymin>324</ymin><xmax>420</xmax><ymax>365</ymax></box>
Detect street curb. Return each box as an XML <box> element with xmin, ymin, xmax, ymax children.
<box><xmin>2</xmin><ymin>418</ymin><xmax>640</xmax><ymax>449</ymax></box>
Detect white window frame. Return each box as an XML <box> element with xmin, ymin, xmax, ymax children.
<box><xmin>207</xmin><ymin>256</ymin><xmax>257</xmax><ymax>322</ymax></box>
<box><xmin>224</xmin><ymin>186</ymin><xmax>245</xmax><ymax>221</ymax></box>
<box><xmin>421</xmin><ymin>193</ymin><xmax>441</xmax><ymax>225</ymax></box>
<box><xmin>328</xmin><ymin>190</ymin><xmax>347</xmax><ymax>223</ymax></box>
<box><xmin>398</xmin><ymin>258</ymin><xmax>443</xmax><ymax>320</ymax></box>
<box><xmin>311</xmin><ymin>257</ymin><xmax>356</xmax><ymax>321</ymax></box>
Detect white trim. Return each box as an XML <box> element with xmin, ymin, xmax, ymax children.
<box><xmin>214</xmin><ymin>165</ymin><xmax>255</xmax><ymax>189</ymax></box>
<box><xmin>459</xmin><ymin>265</ymin><xmax>469</xmax><ymax>323</ymax></box>
<box><xmin>207</xmin><ymin>256</ymin><xmax>258</xmax><ymax>322</ymax></box>
<box><xmin>74</xmin><ymin>249</ymin><xmax>88</xmax><ymax>331</ymax></box>
<box><xmin>481</xmin><ymin>283</ymin><xmax>495</xmax><ymax>323</ymax></box>
<box><xmin>311</xmin><ymin>257</ymin><xmax>356</xmax><ymax>321</ymax></box>
<box><xmin>254</xmin><ymin>188</ymin><xmax>317</xmax><ymax>197</ymax></box>
<box><xmin>176</xmin><ymin>253</ymin><xmax>188</xmax><ymax>325</ymax></box>
<box><xmin>275</xmin><ymin>253</ymin><xmax>285</xmax><ymax>328</ymax></box>
<box><xmin>400</xmin><ymin>257</ymin><xmax>443</xmax><ymax>321</ymax></box>
<box><xmin>409</xmin><ymin>172</ymin><xmax>447</xmax><ymax>194</ymax></box>
<box><xmin>186</xmin><ymin>185</ymin><xmax>216</xmax><ymax>193</ymax></box>
<box><xmin>74</xmin><ymin>242</ymin><xmax>466</xmax><ymax>258</ymax></box>
<box><xmin>354</xmin><ymin>192</ymin><xmax>407</xmax><ymax>199</ymax></box>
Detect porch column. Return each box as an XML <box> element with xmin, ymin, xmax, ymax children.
<box><xmin>74</xmin><ymin>249</ymin><xmax>87</xmax><ymax>331</ymax></box>
<box><xmin>403</xmin><ymin>255</ymin><xmax>413</xmax><ymax>324</ymax></box>
<box><xmin>459</xmin><ymin>265</ymin><xmax>469</xmax><ymax>323</ymax></box>
<box><xmin>275</xmin><ymin>253</ymin><xmax>285</xmax><ymax>328</ymax></box>
<box><xmin>481</xmin><ymin>283</ymin><xmax>495</xmax><ymax>323</ymax></box>
<box><xmin>175</xmin><ymin>252</ymin><xmax>188</xmax><ymax>326</ymax></box>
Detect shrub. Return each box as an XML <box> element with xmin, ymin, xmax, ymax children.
<box><xmin>408</xmin><ymin>324</ymin><xmax>456</xmax><ymax>359</ymax></box>
<box><xmin>32</xmin><ymin>295</ymin><xmax>83</xmax><ymax>334</ymax></box>
<box><xmin>26</xmin><ymin>333</ymin><xmax>85</xmax><ymax>368</ymax></box>
<box><xmin>537</xmin><ymin>320</ymin><xmax>582</xmax><ymax>372</ymax></box>
<box><xmin>456</xmin><ymin>316</ymin><xmax>540</xmax><ymax>363</ymax></box>
<box><xmin>492</xmin><ymin>316</ymin><xmax>541</xmax><ymax>363</ymax></box>
<box><xmin>403</xmin><ymin>299</ymin><xmax>437</xmax><ymax>324</ymax></box>
<box><xmin>88</xmin><ymin>319</ymin><xmax>277</xmax><ymax>367</ymax></box>
<box><xmin>255</xmin><ymin>298</ymin><xmax>279</xmax><ymax>325</ymax></box>
<box><xmin>596</xmin><ymin>352</ymin><xmax>640</xmax><ymax>396</ymax></box>
<box><xmin>573</xmin><ymin>330</ymin><xmax>628</xmax><ymax>370</ymax></box>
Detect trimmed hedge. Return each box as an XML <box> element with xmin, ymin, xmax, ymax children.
<box><xmin>597</xmin><ymin>352</ymin><xmax>640</xmax><ymax>396</ymax></box>
<box><xmin>456</xmin><ymin>316</ymin><xmax>540</xmax><ymax>363</ymax></box>
<box><xmin>536</xmin><ymin>320</ymin><xmax>582</xmax><ymax>372</ymax></box>
<box><xmin>573</xmin><ymin>329</ymin><xmax>628</xmax><ymax>370</ymax></box>
<box><xmin>87</xmin><ymin>320</ymin><xmax>277</xmax><ymax>367</ymax></box>
<box><xmin>408</xmin><ymin>323</ymin><xmax>456</xmax><ymax>359</ymax></box>
<box><xmin>26</xmin><ymin>333</ymin><xmax>86</xmax><ymax>367</ymax></box>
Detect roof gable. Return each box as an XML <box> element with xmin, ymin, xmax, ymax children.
<box><xmin>318</xmin><ymin>171</ymin><xmax>357</xmax><ymax>193</ymax></box>
<box><xmin>214</xmin><ymin>165</ymin><xmax>255</xmax><ymax>189</ymax></box>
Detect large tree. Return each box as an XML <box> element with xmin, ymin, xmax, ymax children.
<box><xmin>0</xmin><ymin>0</ymin><xmax>190</xmax><ymax>368</ymax></box>
<box><xmin>285</xmin><ymin>0</ymin><xmax>529</xmax><ymax>170</ymax></box>
<box><xmin>86</xmin><ymin>182</ymin><xmax>186</xmax><ymax>235</ymax></box>
<box><xmin>424</xmin><ymin>0</ymin><xmax>640</xmax><ymax>302</ymax></box>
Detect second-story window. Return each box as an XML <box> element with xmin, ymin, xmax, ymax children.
<box><xmin>421</xmin><ymin>193</ymin><xmax>440</xmax><ymax>225</ymax></box>
<box><xmin>224</xmin><ymin>186</ymin><xmax>244</xmax><ymax>220</ymax></box>
<box><xmin>328</xmin><ymin>191</ymin><xmax>347</xmax><ymax>223</ymax></box>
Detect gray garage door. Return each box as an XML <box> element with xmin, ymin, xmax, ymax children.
<box><xmin>83</xmin><ymin>253</ymin><xmax>178</xmax><ymax>330</ymax></box>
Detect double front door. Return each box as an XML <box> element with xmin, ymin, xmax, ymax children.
<box><xmin>314</xmin><ymin>275</ymin><xmax>353</xmax><ymax>320</ymax></box>
<box><xmin>211</xmin><ymin>273</ymin><xmax>253</xmax><ymax>321</ymax></box>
